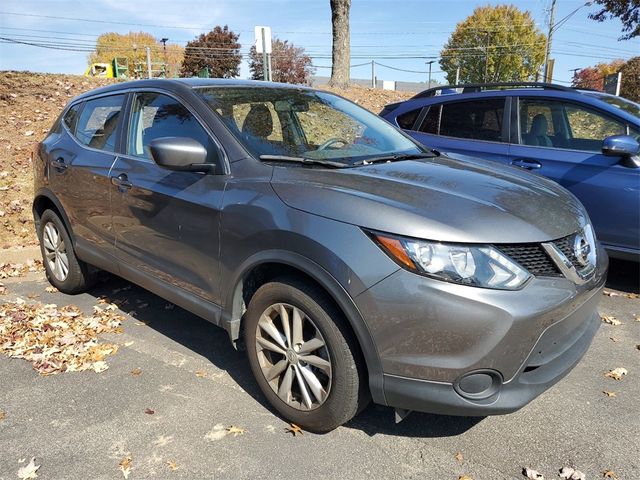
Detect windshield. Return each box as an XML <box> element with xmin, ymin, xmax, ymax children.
<box><xmin>196</xmin><ymin>87</ymin><xmax>424</xmax><ymax>165</ymax></box>
<box><xmin>586</xmin><ymin>92</ymin><xmax>640</xmax><ymax>118</ymax></box>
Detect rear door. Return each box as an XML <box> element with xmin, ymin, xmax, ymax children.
<box><xmin>409</xmin><ymin>97</ymin><xmax>511</xmax><ymax>164</ymax></box>
<box><xmin>110</xmin><ymin>90</ymin><xmax>227</xmax><ymax>304</ymax></box>
<box><xmin>48</xmin><ymin>93</ymin><xmax>126</xmax><ymax>258</ymax></box>
<box><xmin>509</xmin><ymin>96</ymin><xmax>639</xmax><ymax>251</ymax></box>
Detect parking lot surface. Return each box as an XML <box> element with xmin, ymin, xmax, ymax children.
<box><xmin>1</xmin><ymin>260</ymin><xmax>638</xmax><ymax>479</ymax></box>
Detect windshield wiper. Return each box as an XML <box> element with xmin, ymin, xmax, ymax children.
<box><xmin>351</xmin><ymin>152</ymin><xmax>436</xmax><ymax>166</ymax></box>
<box><xmin>259</xmin><ymin>155</ymin><xmax>348</xmax><ymax>169</ymax></box>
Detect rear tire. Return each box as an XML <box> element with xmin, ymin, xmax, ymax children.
<box><xmin>38</xmin><ymin>209</ymin><xmax>94</xmax><ymax>294</ymax></box>
<box><xmin>244</xmin><ymin>276</ymin><xmax>367</xmax><ymax>433</ymax></box>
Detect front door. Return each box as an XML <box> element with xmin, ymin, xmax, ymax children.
<box><xmin>110</xmin><ymin>91</ymin><xmax>227</xmax><ymax>304</ymax></box>
<box><xmin>510</xmin><ymin>96</ymin><xmax>640</xmax><ymax>252</ymax></box>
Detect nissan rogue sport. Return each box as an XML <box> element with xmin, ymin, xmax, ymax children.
<box><xmin>33</xmin><ymin>79</ymin><xmax>607</xmax><ymax>432</ymax></box>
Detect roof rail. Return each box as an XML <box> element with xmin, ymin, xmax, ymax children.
<box><xmin>412</xmin><ymin>82</ymin><xmax>575</xmax><ymax>99</ymax></box>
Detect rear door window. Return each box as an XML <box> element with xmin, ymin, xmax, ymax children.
<box><xmin>74</xmin><ymin>94</ymin><xmax>125</xmax><ymax>152</ymax></box>
<box><xmin>418</xmin><ymin>99</ymin><xmax>505</xmax><ymax>142</ymax></box>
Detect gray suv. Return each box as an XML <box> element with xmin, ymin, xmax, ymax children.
<box><xmin>33</xmin><ymin>79</ymin><xmax>607</xmax><ymax>432</ymax></box>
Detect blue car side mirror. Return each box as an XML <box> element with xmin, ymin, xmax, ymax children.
<box><xmin>602</xmin><ymin>135</ymin><xmax>640</xmax><ymax>168</ymax></box>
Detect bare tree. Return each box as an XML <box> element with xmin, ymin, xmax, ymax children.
<box><xmin>329</xmin><ymin>0</ymin><xmax>351</xmax><ymax>87</ymax></box>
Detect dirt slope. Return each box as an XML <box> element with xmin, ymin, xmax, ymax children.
<box><xmin>0</xmin><ymin>71</ymin><xmax>412</xmax><ymax>249</ymax></box>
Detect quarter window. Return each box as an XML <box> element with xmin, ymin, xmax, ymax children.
<box><xmin>396</xmin><ymin>108</ymin><xmax>421</xmax><ymax>130</ymax></box>
<box><xmin>63</xmin><ymin>103</ymin><xmax>81</xmax><ymax>133</ymax></box>
<box><xmin>74</xmin><ymin>94</ymin><xmax>125</xmax><ymax>152</ymax></box>
<box><xmin>418</xmin><ymin>99</ymin><xmax>505</xmax><ymax>142</ymax></box>
<box><xmin>127</xmin><ymin>92</ymin><xmax>219</xmax><ymax>165</ymax></box>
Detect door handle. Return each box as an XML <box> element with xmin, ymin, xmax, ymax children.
<box><xmin>110</xmin><ymin>173</ymin><xmax>133</xmax><ymax>190</ymax></box>
<box><xmin>511</xmin><ymin>158</ymin><xmax>542</xmax><ymax>170</ymax></box>
<box><xmin>50</xmin><ymin>157</ymin><xmax>68</xmax><ymax>171</ymax></box>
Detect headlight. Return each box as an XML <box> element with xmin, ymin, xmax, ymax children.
<box><xmin>369</xmin><ymin>231</ymin><xmax>530</xmax><ymax>290</ymax></box>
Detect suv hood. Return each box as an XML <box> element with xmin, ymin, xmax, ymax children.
<box><xmin>270</xmin><ymin>156</ymin><xmax>587</xmax><ymax>244</ymax></box>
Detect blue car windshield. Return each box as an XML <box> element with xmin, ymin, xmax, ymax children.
<box><xmin>586</xmin><ymin>92</ymin><xmax>640</xmax><ymax>118</ymax></box>
<box><xmin>196</xmin><ymin>87</ymin><xmax>425</xmax><ymax>165</ymax></box>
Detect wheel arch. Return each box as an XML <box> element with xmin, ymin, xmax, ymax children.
<box><xmin>32</xmin><ymin>189</ymin><xmax>75</xmax><ymax>244</ymax></box>
<box><xmin>222</xmin><ymin>250</ymin><xmax>386</xmax><ymax>404</ymax></box>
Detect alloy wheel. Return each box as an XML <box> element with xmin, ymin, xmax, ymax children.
<box><xmin>42</xmin><ymin>221</ymin><xmax>69</xmax><ymax>281</ymax></box>
<box><xmin>255</xmin><ymin>303</ymin><xmax>332</xmax><ymax>411</ymax></box>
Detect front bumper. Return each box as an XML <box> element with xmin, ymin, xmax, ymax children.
<box><xmin>354</xmin><ymin>247</ymin><xmax>607</xmax><ymax>415</ymax></box>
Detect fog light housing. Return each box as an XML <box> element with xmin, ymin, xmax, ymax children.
<box><xmin>454</xmin><ymin>370</ymin><xmax>502</xmax><ymax>401</ymax></box>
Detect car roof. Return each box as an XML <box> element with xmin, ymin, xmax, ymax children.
<box><xmin>72</xmin><ymin>77</ymin><xmax>315</xmax><ymax>102</ymax></box>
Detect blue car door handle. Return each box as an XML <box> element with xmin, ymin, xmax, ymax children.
<box><xmin>511</xmin><ymin>158</ymin><xmax>542</xmax><ymax>170</ymax></box>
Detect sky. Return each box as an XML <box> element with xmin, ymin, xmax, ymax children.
<box><xmin>1</xmin><ymin>0</ymin><xmax>639</xmax><ymax>86</ymax></box>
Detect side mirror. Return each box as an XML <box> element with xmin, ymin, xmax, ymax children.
<box><xmin>148</xmin><ymin>137</ymin><xmax>215</xmax><ymax>173</ymax></box>
<box><xmin>602</xmin><ymin>135</ymin><xmax>640</xmax><ymax>167</ymax></box>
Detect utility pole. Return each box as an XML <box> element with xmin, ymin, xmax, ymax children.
<box><xmin>455</xmin><ymin>66</ymin><xmax>460</xmax><ymax>84</ymax></box>
<box><xmin>371</xmin><ymin>60</ymin><xmax>376</xmax><ymax>88</ymax></box>
<box><xmin>543</xmin><ymin>0</ymin><xmax>557</xmax><ymax>83</ymax></box>
<box><xmin>426</xmin><ymin>60</ymin><xmax>435</xmax><ymax>88</ymax></box>
<box><xmin>145</xmin><ymin>46</ymin><xmax>152</xmax><ymax>79</ymax></box>
<box><xmin>484</xmin><ymin>32</ymin><xmax>490</xmax><ymax>82</ymax></box>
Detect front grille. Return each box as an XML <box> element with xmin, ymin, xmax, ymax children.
<box><xmin>496</xmin><ymin>243</ymin><xmax>561</xmax><ymax>277</ymax></box>
<box><xmin>554</xmin><ymin>235</ymin><xmax>580</xmax><ymax>266</ymax></box>
<box><xmin>496</xmin><ymin>232</ymin><xmax>585</xmax><ymax>279</ymax></box>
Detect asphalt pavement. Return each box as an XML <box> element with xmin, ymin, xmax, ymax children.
<box><xmin>0</xmin><ymin>259</ymin><xmax>638</xmax><ymax>479</ymax></box>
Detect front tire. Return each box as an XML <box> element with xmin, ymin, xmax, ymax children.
<box><xmin>244</xmin><ymin>277</ymin><xmax>366</xmax><ymax>432</ymax></box>
<box><xmin>38</xmin><ymin>209</ymin><xmax>94</xmax><ymax>294</ymax></box>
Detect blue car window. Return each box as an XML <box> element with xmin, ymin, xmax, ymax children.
<box><xmin>519</xmin><ymin>97</ymin><xmax>627</xmax><ymax>152</ymax></box>
<box><xmin>418</xmin><ymin>99</ymin><xmax>505</xmax><ymax>142</ymax></box>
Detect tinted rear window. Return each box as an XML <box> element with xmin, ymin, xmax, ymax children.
<box><xmin>75</xmin><ymin>94</ymin><xmax>125</xmax><ymax>152</ymax></box>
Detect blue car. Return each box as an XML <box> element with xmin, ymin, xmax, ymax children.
<box><xmin>380</xmin><ymin>83</ymin><xmax>640</xmax><ymax>261</ymax></box>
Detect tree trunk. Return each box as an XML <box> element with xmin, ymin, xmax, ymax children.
<box><xmin>329</xmin><ymin>0</ymin><xmax>351</xmax><ymax>87</ymax></box>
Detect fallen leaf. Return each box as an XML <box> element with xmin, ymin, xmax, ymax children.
<box><xmin>123</xmin><ymin>341</ymin><xmax>134</xmax><ymax>347</ymax></box>
<box><xmin>166</xmin><ymin>460</ymin><xmax>178</xmax><ymax>471</ymax></box>
<box><xmin>17</xmin><ymin>457</ymin><xmax>40</xmax><ymax>479</ymax></box>
<box><xmin>0</xmin><ymin>409</ymin><xmax>5</xmax><ymax>420</ymax></box>
<box><xmin>285</xmin><ymin>423</ymin><xmax>304</xmax><ymax>436</ymax></box>
<box><xmin>0</xmin><ymin>300</ymin><xmax>122</xmax><ymax>375</ymax></box>
<box><xmin>459</xmin><ymin>476</ymin><xmax>473</xmax><ymax>480</ymax></box>
<box><xmin>144</xmin><ymin>408</ymin><xmax>155</xmax><ymax>415</ymax></box>
<box><xmin>523</xmin><ymin>467</ymin><xmax>544</xmax><ymax>479</ymax></box>
<box><xmin>609</xmin><ymin>337</ymin><xmax>619</xmax><ymax>342</ymax></box>
<box><xmin>605</xmin><ymin>367</ymin><xmax>628</xmax><ymax>380</ymax></box>
<box><xmin>44</xmin><ymin>286</ymin><xmax>58</xmax><ymax>293</ymax></box>
<box><xmin>633</xmin><ymin>314</ymin><xmax>639</xmax><ymax>322</ymax></box>
<box><xmin>130</xmin><ymin>367</ymin><xmax>142</xmax><ymax>376</ymax></box>
<box><xmin>627</xmin><ymin>293</ymin><xmax>638</xmax><ymax>299</ymax></box>
<box><xmin>226</xmin><ymin>425</ymin><xmax>245</xmax><ymax>437</ymax></box>
<box><xmin>195</xmin><ymin>370</ymin><xmax>207</xmax><ymax>378</ymax></box>
<box><xmin>454</xmin><ymin>452</ymin><xmax>464</xmax><ymax>463</ymax></box>
<box><xmin>603</xmin><ymin>470</ymin><xmax>618</xmax><ymax>478</ymax></box>
<box><xmin>119</xmin><ymin>455</ymin><xmax>132</xmax><ymax>479</ymax></box>
<box><xmin>602</xmin><ymin>290</ymin><xmax>619</xmax><ymax>297</ymax></box>
<box><xmin>601</xmin><ymin>315</ymin><xmax>621</xmax><ymax>326</ymax></box>
<box><xmin>603</xmin><ymin>390</ymin><xmax>617</xmax><ymax>397</ymax></box>
<box><xmin>560</xmin><ymin>467</ymin><xmax>586</xmax><ymax>480</ymax></box>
